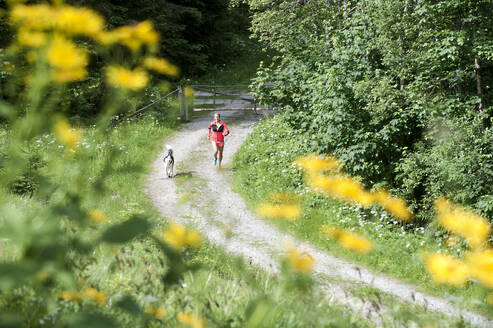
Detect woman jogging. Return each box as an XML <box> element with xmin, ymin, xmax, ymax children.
<box><xmin>208</xmin><ymin>112</ymin><xmax>229</xmax><ymax>168</ymax></box>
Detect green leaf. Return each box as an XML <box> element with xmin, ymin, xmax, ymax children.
<box><xmin>62</xmin><ymin>312</ymin><xmax>118</xmax><ymax>328</ymax></box>
<box><xmin>101</xmin><ymin>215</ymin><xmax>151</xmax><ymax>244</ymax></box>
<box><xmin>0</xmin><ymin>263</ymin><xmax>36</xmax><ymax>290</ymax></box>
<box><xmin>114</xmin><ymin>295</ymin><xmax>141</xmax><ymax>314</ymax></box>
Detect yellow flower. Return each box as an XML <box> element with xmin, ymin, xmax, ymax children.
<box><xmin>53</xmin><ymin>67</ymin><xmax>87</xmax><ymax>82</ymax></box>
<box><xmin>53</xmin><ymin>118</ymin><xmax>81</xmax><ymax>151</ymax></box>
<box><xmin>269</xmin><ymin>191</ymin><xmax>300</xmax><ymax>203</ymax></box>
<box><xmin>257</xmin><ymin>203</ymin><xmax>301</xmax><ymax>220</ymax></box>
<box><xmin>425</xmin><ymin>253</ymin><xmax>469</xmax><ymax>286</ymax></box>
<box><xmin>142</xmin><ymin>57</ymin><xmax>180</xmax><ymax>77</ymax></box>
<box><xmin>286</xmin><ymin>246</ymin><xmax>315</xmax><ymax>273</ymax></box>
<box><xmin>134</xmin><ymin>20</ymin><xmax>159</xmax><ymax>46</ymax></box>
<box><xmin>338</xmin><ymin>231</ymin><xmax>374</xmax><ymax>253</ymax></box>
<box><xmin>10</xmin><ymin>4</ymin><xmax>55</xmax><ymax>30</ymax></box>
<box><xmin>83</xmin><ymin>287</ymin><xmax>106</xmax><ymax>305</ymax></box>
<box><xmin>466</xmin><ymin>250</ymin><xmax>493</xmax><ymax>288</ymax></box>
<box><xmin>55</xmin><ymin>6</ymin><xmax>105</xmax><ymax>37</ymax></box>
<box><xmin>89</xmin><ymin>209</ymin><xmax>106</xmax><ymax>223</ymax></box>
<box><xmin>106</xmin><ymin>66</ymin><xmax>149</xmax><ymax>91</ymax></box>
<box><xmin>17</xmin><ymin>28</ymin><xmax>46</xmax><ymax>47</ymax></box>
<box><xmin>163</xmin><ymin>222</ymin><xmax>202</xmax><ymax>249</ymax></box>
<box><xmin>295</xmin><ymin>155</ymin><xmax>341</xmax><ymax>173</ymax></box>
<box><xmin>486</xmin><ymin>293</ymin><xmax>493</xmax><ymax>306</ymax></box>
<box><xmin>61</xmin><ymin>290</ymin><xmax>82</xmax><ymax>301</ymax></box>
<box><xmin>372</xmin><ymin>190</ymin><xmax>412</xmax><ymax>221</ymax></box>
<box><xmin>184</xmin><ymin>86</ymin><xmax>194</xmax><ymax>97</ymax></box>
<box><xmin>35</xmin><ymin>271</ymin><xmax>48</xmax><ymax>282</ymax></box>
<box><xmin>177</xmin><ymin>312</ymin><xmax>204</xmax><ymax>328</ymax></box>
<box><xmin>308</xmin><ymin>174</ymin><xmax>373</xmax><ymax>207</ymax></box>
<box><xmin>145</xmin><ymin>306</ymin><xmax>167</xmax><ymax>318</ymax></box>
<box><xmin>320</xmin><ymin>225</ymin><xmax>342</xmax><ymax>239</ymax></box>
<box><xmin>46</xmin><ymin>36</ymin><xmax>88</xmax><ymax>82</ymax></box>
<box><xmin>435</xmin><ymin>198</ymin><xmax>491</xmax><ymax>249</ymax></box>
<box><xmin>98</xmin><ymin>21</ymin><xmax>159</xmax><ymax>51</ymax></box>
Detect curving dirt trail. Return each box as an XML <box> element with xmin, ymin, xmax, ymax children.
<box><xmin>144</xmin><ymin>110</ymin><xmax>492</xmax><ymax>327</ymax></box>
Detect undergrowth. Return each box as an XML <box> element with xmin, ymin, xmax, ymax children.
<box><xmin>233</xmin><ymin>113</ymin><xmax>493</xmax><ymax>318</ymax></box>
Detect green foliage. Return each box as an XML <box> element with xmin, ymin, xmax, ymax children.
<box><xmin>233</xmin><ymin>116</ymin><xmax>493</xmax><ymax>317</ymax></box>
<box><xmin>246</xmin><ymin>0</ymin><xmax>493</xmax><ymax>221</ymax></box>
<box><xmin>72</xmin><ymin>0</ymin><xmax>251</xmax><ymax>76</ymax></box>
<box><xmin>396</xmin><ymin>118</ymin><xmax>493</xmax><ymax>221</ymax></box>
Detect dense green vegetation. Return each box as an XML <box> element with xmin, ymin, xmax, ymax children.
<box><xmin>0</xmin><ymin>0</ymin><xmax>252</xmax><ymax>120</ymax></box>
<box><xmin>242</xmin><ymin>0</ymin><xmax>493</xmax><ymax>221</ymax></box>
<box><xmin>233</xmin><ymin>115</ymin><xmax>493</xmax><ymax>316</ymax></box>
<box><xmin>0</xmin><ymin>110</ymin><xmax>371</xmax><ymax>327</ymax></box>
<box><xmin>2</xmin><ymin>0</ymin><xmax>493</xmax><ymax>326</ymax></box>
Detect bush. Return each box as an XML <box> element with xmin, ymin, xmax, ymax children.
<box><xmin>396</xmin><ymin>118</ymin><xmax>493</xmax><ymax>222</ymax></box>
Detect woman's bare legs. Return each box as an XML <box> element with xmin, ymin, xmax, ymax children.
<box><xmin>217</xmin><ymin>145</ymin><xmax>224</xmax><ymax>168</ymax></box>
<box><xmin>211</xmin><ymin>141</ymin><xmax>219</xmax><ymax>163</ymax></box>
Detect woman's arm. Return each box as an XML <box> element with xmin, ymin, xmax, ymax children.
<box><xmin>223</xmin><ymin>122</ymin><xmax>230</xmax><ymax>136</ymax></box>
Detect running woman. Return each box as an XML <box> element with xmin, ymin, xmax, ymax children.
<box><xmin>207</xmin><ymin>112</ymin><xmax>229</xmax><ymax>168</ymax></box>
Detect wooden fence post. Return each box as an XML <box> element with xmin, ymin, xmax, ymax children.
<box><xmin>184</xmin><ymin>89</ymin><xmax>189</xmax><ymax>121</ymax></box>
<box><xmin>178</xmin><ymin>86</ymin><xmax>184</xmax><ymax>120</ymax></box>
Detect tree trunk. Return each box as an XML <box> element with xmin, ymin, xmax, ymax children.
<box><xmin>474</xmin><ymin>58</ymin><xmax>484</xmax><ymax>114</ymax></box>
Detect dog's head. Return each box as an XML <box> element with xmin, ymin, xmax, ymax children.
<box><xmin>165</xmin><ymin>144</ymin><xmax>173</xmax><ymax>156</ymax></box>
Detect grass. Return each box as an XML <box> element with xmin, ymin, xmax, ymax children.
<box><xmin>232</xmin><ymin>113</ymin><xmax>493</xmax><ymax>318</ymax></box>
<box><xmin>0</xmin><ymin>106</ymin><xmax>375</xmax><ymax>327</ymax></box>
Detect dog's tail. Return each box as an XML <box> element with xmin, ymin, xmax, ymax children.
<box><xmin>165</xmin><ymin>144</ymin><xmax>172</xmax><ymax>150</ymax></box>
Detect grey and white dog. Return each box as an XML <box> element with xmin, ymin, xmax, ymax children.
<box><xmin>162</xmin><ymin>144</ymin><xmax>174</xmax><ymax>178</ymax></box>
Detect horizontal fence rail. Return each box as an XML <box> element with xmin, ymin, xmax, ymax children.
<box><xmin>129</xmin><ymin>88</ymin><xmax>180</xmax><ymax>117</ymax></box>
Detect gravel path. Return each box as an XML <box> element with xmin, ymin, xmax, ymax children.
<box><xmin>144</xmin><ymin>111</ymin><xmax>493</xmax><ymax>327</ymax></box>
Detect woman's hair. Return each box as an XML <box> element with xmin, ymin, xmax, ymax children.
<box><xmin>213</xmin><ymin>112</ymin><xmax>220</xmax><ymax>119</ymax></box>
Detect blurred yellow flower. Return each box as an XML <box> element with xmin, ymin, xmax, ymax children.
<box><xmin>106</xmin><ymin>66</ymin><xmax>149</xmax><ymax>91</ymax></box>
<box><xmin>55</xmin><ymin>6</ymin><xmax>105</xmax><ymax>37</ymax></box>
<box><xmin>184</xmin><ymin>86</ymin><xmax>194</xmax><ymax>97</ymax></box>
<box><xmin>320</xmin><ymin>225</ymin><xmax>342</xmax><ymax>239</ymax></box>
<box><xmin>177</xmin><ymin>312</ymin><xmax>204</xmax><ymax>328</ymax></box>
<box><xmin>295</xmin><ymin>155</ymin><xmax>341</xmax><ymax>173</ymax></box>
<box><xmin>98</xmin><ymin>21</ymin><xmax>159</xmax><ymax>51</ymax></box>
<box><xmin>17</xmin><ymin>28</ymin><xmax>46</xmax><ymax>47</ymax></box>
<box><xmin>466</xmin><ymin>250</ymin><xmax>493</xmax><ymax>288</ymax></box>
<box><xmin>83</xmin><ymin>287</ymin><xmax>106</xmax><ymax>305</ymax></box>
<box><xmin>35</xmin><ymin>271</ymin><xmax>48</xmax><ymax>282</ymax></box>
<box><xmin>46</xmin><ymin>36</ymin><xmax>88</xmax><ymax>82</ymax></box>
<box><xmin>53</xmin><ymin>68</ymin><xmax>87</xmax><ymax>82</ymax></box>
<box><xmin>61</xmin><ymin>290</ymin><xmax>82</xmax><ymax>301</ymax></box>
<box><xmin>435</xmin><ymin>198</ymin><xmax>491</xmax><ymax>249</ymax></box>
<box><xmin>425</xmin><ymin>253</ymin><xmax>468</xmax><ymax>286</ymax></box>
<box><xmin>163</xmin><ymin>222</ymin><xmax>202</xmax><ymax>249</ymax></box>
<box><xmin>143</xmin><ymin>57</ymin><xmax>180</xmax><ymax>77</ymax></box>
<box><xmin>338</xmin><ymin>231</ymin><xmax>374</xmax><ymax>253</ymax></box>
<box><xmin>269</xmin><ymin>191</ymin><xmax>300</xmax><ymax>203</ymax></box>
<box><xmin>89</xmin><ymin>209</ymin><xmax>106</xmax><ymax>223</ymax></box>
<box><xmin>258</xmin><ymin>203</ymin><xmax>301</xmax><ymax>220</ymax></box>
<box><xmin>308</xmin><ymin>174</ymin><xmax>373</xmax><ymax>207</ymax></box>
<box><xmin>486</xmin><ymin>293</ymin><xmax>493</xmax><ymax>306</ymax></box>
<box><xmin>134</xmin><ymin>20</ymin><xmax>159</xmax><ymax>46</ymax></box>
<box><xmin>10</xmin><ymin>4</ymin><xmax>55</xmax><ymax>30</ymax></box>
<box><xmin>286</xmin><ymin>246</ymin><xmax>315</xmax><ymax>273</ymax></box>
<box><xmin>372</xmin><ymin>190</ymin><xmax>412</xmax><ymax>221</ymax></box>
<box><xmin>53</xmin><ymin>118</ymin><xmax>81</xmax><ymax>151</ymax></box>
<box><xmin>145</xmin><ymin>306</ymin><xmax>167</xmax><ymax>318</ymax></box>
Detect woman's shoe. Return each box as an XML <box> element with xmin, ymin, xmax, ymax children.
<box><xmin>213</xmin><ymin>158</ymin><xmax>217</xmax><ymax>166</ymax></box>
